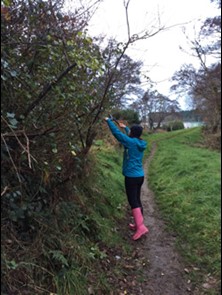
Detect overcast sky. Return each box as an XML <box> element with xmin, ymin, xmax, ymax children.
<box><xmin>65</xmin><ymin>0</ymin><xmax>219</xmax><ymax>109</ymax></box>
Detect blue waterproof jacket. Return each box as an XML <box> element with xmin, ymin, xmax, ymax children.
<box><xmin>106</xmin><ymin>119</ymin><xmax>147</xmax><ymax>177</ymax></box>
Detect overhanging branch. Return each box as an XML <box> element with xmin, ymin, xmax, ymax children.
<box><xmin>23</xmin><ymin>62</ymin><xmax>77</xmax><ymax>118</ymax></box>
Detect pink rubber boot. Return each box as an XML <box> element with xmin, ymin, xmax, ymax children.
<box><xmin>129</xmin><ymin>207</ymin><xmax>143</xmax><ymax>230</ymax></box>
<box><xmin>132</xmin><ymin>208</ymin><xmax>149</xmax><ymax>240</ymax></box>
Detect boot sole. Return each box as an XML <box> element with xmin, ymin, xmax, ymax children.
<box><xmin>132</xmin><ymin>228</ymin><xmax>149</xmax><ymax>240</ymax></box>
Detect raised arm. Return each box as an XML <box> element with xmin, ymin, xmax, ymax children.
<box><xmin>105</xmin><ymin>118</ymin><xmax>132</xmax><ymax>147</ymax></box>
<box><xmin>118</xmin><ymin>122</ymin><xmax>130</xmax><ymax>135</ymax></box>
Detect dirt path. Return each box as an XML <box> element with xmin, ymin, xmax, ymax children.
<box><xmin>137</xmin><ymin>143</ymin><xmax>191</xmax><ymax>295</ymax></box>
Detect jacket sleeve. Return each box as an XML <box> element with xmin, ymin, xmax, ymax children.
<box><xmin>106</xmin><ymin>119</ymin><xmax>132</xmax><ymax>148</ymax></box>
<box><xmin>125</xmin><ymin>126</ymin><xmax>130</xmax><ymax>135</ymax></box>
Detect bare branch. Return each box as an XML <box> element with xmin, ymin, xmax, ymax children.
<box><xmin>1</xmin><ymin>186</ymin><xmax>9</xmax><ymax>197</ymax></box>
<box><xmin>23</xmin><ymin>131</ymin><xmax>32</xmax><ymax>168</ymax></box>
<box><xmin>1</xmin><ymin>116</ymin><xmax>37</xmax><ymax>166</ymax></box>
<box><xmin>124</xmin><ymin>0</ymin><xmax>131</xmax><ymax>40</ymax></box>
<box><xmin>71</xmin><ymin>0</ymin><xmax>103</xmax><ymax>19</ymax></box>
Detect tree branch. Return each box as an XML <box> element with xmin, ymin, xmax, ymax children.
<box><xmin>124</xmin><ymin>0</ymin><xmax>131</xmax><ymax>40</ymax></box>
<box><xmin>23</xmin><ymin>62</ymin><xmax>77</xmax><ymax>118</ymax></box>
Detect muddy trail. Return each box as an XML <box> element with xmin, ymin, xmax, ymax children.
<box><xmin>127</xmin><ymin>143</ymin><xmax>192</xmax><ymax>295</ymax></box>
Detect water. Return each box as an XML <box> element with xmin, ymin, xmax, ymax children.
<box><xmin>183</xmin><ymin>122</ymin><xmax>204</xmax><ymax>128</ymax></box>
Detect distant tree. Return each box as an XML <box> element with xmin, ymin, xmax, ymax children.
<box><xmin>171</xmin><ymin>62</ymin><xmax>221</xmax><ymax>133</ymax></box>
<box><xmin>193</xmin><ymin>64</ymin><xmax>221</xmax><ymax>132</ymax></box>
<box><xmin>133</xmin><ymin>89</ymin><xmax>180</xmax><ymax>129</ymax></box>
<box><xmin>170</xmin><ymin>0</ymin><xmax>221</xmax><ymax>134</ymax></box>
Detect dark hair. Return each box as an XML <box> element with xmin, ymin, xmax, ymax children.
<box><xmin>130</xmin><ymin>125</ymin><xmax>143</xmax><ymax>138</ymax></box>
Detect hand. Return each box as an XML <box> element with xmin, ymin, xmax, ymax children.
<box><xmin>119</xmin><ymin>122</ymin><xmax>126</xmax><ymax>128</ymax></box>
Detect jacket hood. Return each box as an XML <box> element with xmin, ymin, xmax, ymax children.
<box><xmin>136</xmin><ymin>138</ymin><xmax>147</xmax><ymax>151</ymax></box>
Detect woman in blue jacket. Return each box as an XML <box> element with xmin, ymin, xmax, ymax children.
<box><xmin>104</xmin><ymin>117</ymin><xmax>149</xmax><ymax>240</ymax></box>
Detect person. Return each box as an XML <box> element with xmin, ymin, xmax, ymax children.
<box><xmin>104</xmin><ymin>117</ymin><xmax>149</xmax><ymax>240</ymax></box>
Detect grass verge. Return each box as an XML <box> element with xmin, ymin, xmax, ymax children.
<box><xmin>1</xmin><ymin>138</ymin><xmax>135</xmax><ymax>295</ymax></box>
<box><xmin>147</xmin><ymin>127</ymin><xmax>221</xmax><ymax>294</ymax></box>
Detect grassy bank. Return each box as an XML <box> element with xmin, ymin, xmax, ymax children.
<box><xmin>2</xmin><ymin>138</ymin><xmax>133</xmax><ymax>295</ymax></box>
<box><xmin>53</xmin><ymin>142</ymin><xmax>130</xmax><ymax>294</ymax></box>
<box><xmin>147</xmin><ymin>127</ymin><xmax>221</xmax><ymax>294</ymax></box>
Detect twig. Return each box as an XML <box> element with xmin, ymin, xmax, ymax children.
<box><xmin>124</xmin><ymin>0</ymin><xmax>131</xmax><ymax>40</ymax></box>
<box><xmin>1</xmin><ymin>115</ymin><xmax>37</xmax><ymax>166</ymax></box>
<box><xmin>74</xmin><ymin>0</ymin><xmax>103</xmax><ymax>19</ymax></box>
<box><xmin>1</xmin><ymin>186</ymin><xmax>9</xmax><ymax>196</ymax></box>
<box><xmin>2</xmin><ymin>126</ymin><xmax>57</xmax><ymax>139</ymax></box>
<box><xmin>23</xmin><ymin>131</ymin><xmax>32</xmax><ymax>168</ymax></box>
<box><xmin>19</xmin><ymin>262</ymin><xmax>54</xmax><ymax>277</ymax></box>
<box><xmin>1</xmin><ymin>134</ymin><xmax>22</xmax><ymax>183</ymax></box>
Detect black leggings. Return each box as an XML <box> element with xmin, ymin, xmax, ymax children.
<box><xmin>125</xmin><ymin>176</ymin><xmax>144</xmax><ymax>210</ymax></box>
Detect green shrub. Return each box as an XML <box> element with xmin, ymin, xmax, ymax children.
<box><xmin>112</xmin><ymin>108</ymin><xmax>140</xmax><ymax>125</ymax></box>
<box><xmin>162</xmin><ymin>120</ymin><xmax>185</xmax><ymax>131</ymax></box>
